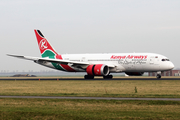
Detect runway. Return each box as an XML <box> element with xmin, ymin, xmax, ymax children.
<box><xmin>1</xmin><ymin>95</ymin><xmax>180</xmax><ymax>101</ymax></box>
<box><xmin>0</xmin><ymin>76</ymin><xmax>180</xmax><ymax>80</ymax></box>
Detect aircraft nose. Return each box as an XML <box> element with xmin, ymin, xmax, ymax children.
<box><xmin>169</xmin><ymin>62</ymin><xmax>174</xmax><ymax>69</ymax></box>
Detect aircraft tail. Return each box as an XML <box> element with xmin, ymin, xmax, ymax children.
<box><xmin>34</xmin><ymin>30</ymin><xmax>58</xmax><ymax>58</ymax></box>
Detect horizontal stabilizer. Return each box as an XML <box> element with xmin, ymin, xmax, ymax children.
<box><xmin>7</xmin><ymin>54</ymin><xmax>39</xmax><ymax>61</ymax></box>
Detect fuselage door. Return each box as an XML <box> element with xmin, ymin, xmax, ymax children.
<box><xmin>81</xmin><ymin>57</ymin><xmax>86</xmax><ymax>62</ymax></box>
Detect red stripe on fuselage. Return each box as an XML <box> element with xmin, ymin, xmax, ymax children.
<box><xmin>56</xmin><ymin>55</ymin><xmax>76</xmax><ymax>72</ymax></box>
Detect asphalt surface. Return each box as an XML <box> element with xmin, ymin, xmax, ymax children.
<box><xmin>0</xmin><ymin>77</ymin><xmax>180</xmax><ymax>80</ymax></box>
<box><xmin>0</xmin><ymin>96</ymin><xmax>180</xmax><ymax>101</ymax></box>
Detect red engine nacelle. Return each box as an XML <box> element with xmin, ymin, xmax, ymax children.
<box><xmin>125</xmin><ymin>72</ymin><xmax>144</xmax><ymax>76</ymax></box>
<box><xmin>86</xmin><ymin>64</ymin><xmax>109</xmax><ymax>76</ymax></box>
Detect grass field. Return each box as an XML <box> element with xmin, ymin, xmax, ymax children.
<box><xmin>1</xmin><ymin>79</ymin><xmax>180</xmax><ymax>119</ymax></box>
<box><xmin>1</xmin><ymin>98</ymin><xmax>180</xmax><ymax>120</ymax></box>
<box><xmin>0</xmin><ymin>80</ymin><xmax>180</xmax><ymax>98</ymax></box>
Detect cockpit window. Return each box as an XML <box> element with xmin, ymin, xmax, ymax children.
<box><xmin>162</xmin><ymin>59</ymin><xmax>170</xmax><ymax>61</ymax></box>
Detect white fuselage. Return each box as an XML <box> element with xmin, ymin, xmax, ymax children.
<box><xmin>41</xmin><ymin>53</ymin><xmax>174</xmax><ymax>73</ymax></box>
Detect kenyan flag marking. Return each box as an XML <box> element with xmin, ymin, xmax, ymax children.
<box><xmin>41</xmin><ymin>50</ymin><xmax>76</xmax><ymax>72</ymax></box>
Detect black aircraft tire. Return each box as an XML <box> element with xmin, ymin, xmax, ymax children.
<box><xmin>103</xmin><ymin>75</ymin><xmax>113</xmax><ymax>79</ymax></box>
<box><xmin>156</xmin><ymin>74</ymin><xmax>161</xmax><ymax>79</ymax></box>
<box><xmin>84</xmin><ymin>75</ymin><xmax>94</xmax><ymax>79</ymax></box>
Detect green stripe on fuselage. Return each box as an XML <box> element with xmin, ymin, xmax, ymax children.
<box><xmin>41</xmin><ymin>50</ymin><xmax>65</xmax><ymax>71</ymax></box>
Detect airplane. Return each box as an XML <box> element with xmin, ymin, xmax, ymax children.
<box><xmin>7</xmin><ymin>29</ymin><xmax>174</xmax><ymax>79</ymax></box>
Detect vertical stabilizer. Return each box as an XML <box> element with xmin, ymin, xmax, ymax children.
<box><xmin>34</xmin><ymin>29</ymin><xmax>58</xmax><ymax>58</ymax></box>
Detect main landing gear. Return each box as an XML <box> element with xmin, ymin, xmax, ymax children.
<box><xmin>84</xmin><ymin>75</ymin><xmax>94</xmax><ymax>79</ymax></box>
<box><xmin>84</xmin><ymin>75</ymin><xmax>113</xmax><ymax>79</ymax></box>
<box><xmin>103</xmin><ymin>75</ymin><xmax>113</xmax><ymax>79</ymax></box>
<box><xmin>156</xmin><ymin>71</ymin><xmax>161</xmax><ymax>79</ymax></box>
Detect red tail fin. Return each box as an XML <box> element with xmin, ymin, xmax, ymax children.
<box><xmin>34</xmin><ymin>30</ymin><xmax>58</xmax><ymax>57</ymax></box>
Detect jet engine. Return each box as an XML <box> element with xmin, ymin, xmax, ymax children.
<box><xmin>125</xmin><ymin>72</ymin><xmax>144</xmax><ymax>76</ymax></box>
<box><xmin>86</xmin><ymin>64</ymin><xmax>109</xmax><ymax>76</ymax></box>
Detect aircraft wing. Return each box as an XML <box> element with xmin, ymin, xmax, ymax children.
<box><xmin>7</xmin><ymin>54</ymin><xmax>115</xmax><ymax>68</ymax></box>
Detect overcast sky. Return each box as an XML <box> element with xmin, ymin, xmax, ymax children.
<box><xmin>0</xmin><ymin>0</ymin><xmax>180</xmax><ymax>72</ymax></box>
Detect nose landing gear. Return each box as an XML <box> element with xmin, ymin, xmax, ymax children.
<box><xmin>156</xmin><ymin>71</ymin><xmax>161</xmax><ymax>79</ymax></box>
<box><xmin>156</xmin><ymin>74</ymin><xmax>161</xmax><ymax>79</ymax></box>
